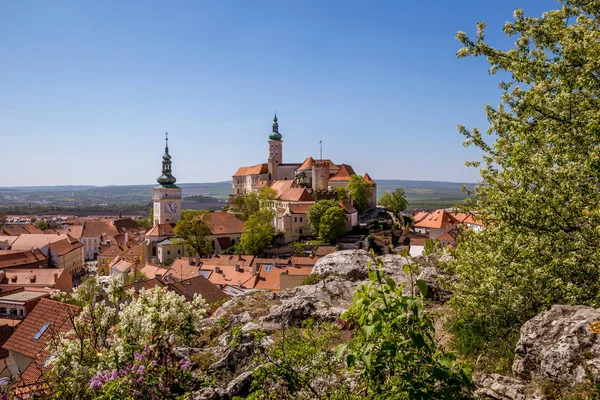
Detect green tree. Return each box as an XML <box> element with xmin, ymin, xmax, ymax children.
<box><xmin>239</xmin><ymin>208</ymin><xmax>275</xmax><ymax>255</ymax></box>
<box><xmin>0</xmin><ymin>210</ymin><xmax>5</xmax><ymax>228</ymax></box>
<box><xmin>36</xmin><ymin>218</ymin><xmax>50</xmax><ymax>231</ymax></box>
<box><xmin>450</xmin><ymin>2</ymin><xmax>600</xmax><ymax>362</ymax></box>
<box><xmin>378</xmin><ymin>189</ymin><xmax>408</xmax><ymax>214</ymax></box>
<box><xmin>347</xmin><ymin>174</ymin><xmax>372</xmax><ymax>213</ymax></box>
<box><xmin>45</xmin><ymin>246</ymin><xmax>57</xmax><ymax>268</ymax></box>
<box><xmin>334</xmin><ymin>187</ymin><xmax>349</xmax><ymax>201</ymax></box>
<box><xmin>233</xmin><ymin>187</ymin><xmax>278</xmax><ymax>220</ymax></box>
<box><xmin>318</xmin><ymin>206</ymin><xmax>347</xmax><ymax>244</ymax></box>
<box><xmin>139</xmin><ymin>207</ymin><xmax>154</xmax><ymax>229</ymax></box>
<box><xmin>307</xmin><ymin>200</ymin><xmax>339</xmax><ymax>236</ymax></box>
<box><xmin>124</xmin><ymin>270</ymin><xmax>149</xmax><ymax>285</ymax></box>
<box><xmin>174</xmin><ymin>210</ymin><xmax>213</xmax><ymax>257</ymax></box>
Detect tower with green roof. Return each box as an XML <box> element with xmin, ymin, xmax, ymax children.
<box><xmin>267</xmin><ymin>113</ymin><xmax>283</xmax><ymax>180</ymax></box>
<box><xmin>152</xmin><ymin>133</ymin><xmax>182</xmax><ymax>226</ymax></box>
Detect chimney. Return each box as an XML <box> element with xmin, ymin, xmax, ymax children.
<box><xmin>188</xmin><ymin>257</ymin><xmax>195</xmax><ymax>266</ymax></box>
<box><xmin>235</xmin><ymin>263</ymin><xmax>241</xmax><ymax>272</ymax></box>
<box><xmin>185</xmin><ymin>282</ymin><xmax>194</xmax><ymax>299</ymax></box>
<box><xmin>134</xmin><ymin>281</ymin><xmax>144</xmax><ymax>293</ymax></box>
<box><xmin>237</xmin><ymin>279</ymin><xmax>241</xmax><ymax>287</ymax></box>
<box><xmin>215</xmin><ymin>266</ymin><xmax>221</xmax><ymax>274</ymax></box>
<box><xmin>155</xmin><ymin>273</ymin><xmax>163</xmax><ymax>281</ymax></box>
<box><xmin>251</xmin><ymin>265</ymin><xmax>257</xmax><ymax>276</ymax></box>
<box><xmin>125</xmin><ymin>232</ymin><xmax>129</xmax><ymax>244</ymax></box>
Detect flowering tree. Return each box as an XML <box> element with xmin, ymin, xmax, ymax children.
<box><xmin>450</xmin><ymin>1</ymin><xmax>600</xmax><ymax>364</ymax></box>
<box><xmin>47</xmin><ymin>285</ymin><xmax>207</xmax><ymax>399</ymax></box>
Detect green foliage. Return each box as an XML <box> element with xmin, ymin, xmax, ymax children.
<box><xmin>139</xmin><ymin>207</ymin><xmax>153</xmax><ymax>229</ymax></box>
<box><xmin>307</xmin><ymin>200</ymin><xmax>339</xmax><ymax>236</ymax></box>
<box><xmin>123</xmin><ymin>270</ymin><xmax>149</xmax><ymax>285</ymax></box>
<box><xmin>45</xmin><ymin>247</ymin><xmax>57</xmax><ymax>268</ymax></box>
<box><xmin>0</xmin><ymin>210</ymin><xmax>5</xmax><ymax>228</ymax></box>
<box><xmin>318</xmin><ymin>206</ymin><xmax>347</xmax><ymax>244</ymax></box>
<box><xmin>233</xmin><ymin>188</ymin><xmax>277</xmax><ymax>221</ymax></box>
<box><xmin>36</xmin><ymin>218</ymin><xmax>50</xmax><ymax>231</ymax></box>
<box><xmin>378</xmin><ymin>189</ymin><xmax>408</xmax><ymax>214</ymax></box>
<box><xmin>334</xmin><ymin>187</ymin><xmax>349</xmax><ymax>201</ymax></box>
<box><xmin>423</xmin><ymin>239</ymin><xmax>441</xmax><ymax>256</ymax></box>
<box><xmin>247</xmin><ymin>320</ymin><xmax>352</xmax><ymax>400</ymax></box>
<box><xmin>347</xmin><ymin>174</ymin><xmax>372</xmax><ymax>213</ymax></box>
<box><xmin>451</xmin><ymin>2</ymin><xmax>600</xmax><ymax>363</ymax></box>
<box><xmin>339</xmin><ymin>258</ymin><xmax>472</xmax><ymax>399</ymax></box>
<box><xmin>239</xmin><ymin>208</ymin><xmax>275</xmax><ymax>255</ymax></box>
<box><xmin>174</xmin><ymin>210</ymin><xmax>213</xmax><ymax>257</ymax></box>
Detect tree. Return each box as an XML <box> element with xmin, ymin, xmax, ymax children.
<box><xmin>174</xmin><ymin>210</ymin><xmax>213</xmax><ymax>257</ymax></box>
<box><xmin>239</xmin><ymin>208</ymin><xmax>275</xmax><ymax>255</ymax></box>
<box><xmin>233</xmin><ymin>188</ymin><xmax>277</xmax><ymax>221</ymax></box>
<box><xmin>307</xmin><ymin>200</ymin><xmax>339</xmax><ymax>236</ymax></box>
<box><xmin>0</xmin><ymin>210</ymin><xmax>5</xmax><ymax>228</ymax></box>
<box><xmin>124</xmin><ymin>270</ymin><xmax>149</xmax><ymax>285</ymax></box>
<box><xmin>334</xmin><ymin>187</ymin><xmax>349</xmax><ymax>201</ymax></box>
<box><xmin>139</xmin><ymin>206</ymin><xmax>154</xmax><ymax>229</ymax></box>
<box><xmin>318</xmin><ymin>206</ymin><xmax>347</xmax><ymax>244</ymax></box>
<box><xmin>378</xmin><ymin>189</ymin><xmax>407</xmax><ymax>214</ymax></box>
<box><xmin>45</xmin><ymin>247</ymin><xmax>57</xmax><ymax>268</ymax></box>
<box><xmin>450</xmin><ymin>2</ymin><xmax>600</xmax><ymax>361</ymax></box>
<box><xmin>36</xmin><ymin>218</ymin><xmax>50</xmax><ymax>231</ymax></box>
<box><xmin>347</xmin><ymin>174</ymin><xmax>372</xmax><ymax>213</ymax></box>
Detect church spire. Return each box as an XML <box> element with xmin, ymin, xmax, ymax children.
<box><xmin>269</xmin><ymin>113</ymin><xmax>282</xmax><ymax>140</ymax></box>
<box><xmin>157</xmin><ymin>132</ymin><xmax>178</xmax><ymax>187</ymax></box>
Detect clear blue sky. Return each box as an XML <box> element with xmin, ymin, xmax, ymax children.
<box><xmin>1</xmin><ymin>0</ymin><xmax>551</xmax><ymax>187</ymax></box>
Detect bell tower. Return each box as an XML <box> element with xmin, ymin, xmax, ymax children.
<box><xmin>267</xmin><ymin>113</ymin><xmax>283</xmax><ymax>181</ymax></box>
<box><xmin>152</xmin><ymin>133</ymin><xmax>182</xmax><ymax>226</ymax></box>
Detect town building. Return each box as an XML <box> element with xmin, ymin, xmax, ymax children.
<box><xmin>42</xmin><ymin>235</ymin><xmax>85</xmax><ymax>277</ymax></box>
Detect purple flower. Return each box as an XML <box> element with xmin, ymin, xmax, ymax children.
<box><xmin>137</xmin><ymin>376</ymin><xmax>144</xmax><ymax>384</ymax></box>
<box><xmin>179</xmin><ymin>359</ymin><xmax>191</xmax><ymax>370</ymax></box>
<box><xmin>137</xmin><ymin>365</ymin><xmax>146</xmax><ymax>374</ymax></box>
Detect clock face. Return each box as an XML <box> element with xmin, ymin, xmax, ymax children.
<box><xmin>164</xmin><ymin>201</ymin><xmax>177</xmax><ymax>214</ymax></box>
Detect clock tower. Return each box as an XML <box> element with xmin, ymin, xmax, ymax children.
<box><xmin>152</xmin><ymin>133</ymin><xmax>182</xmax><ymax>226</ymax></box>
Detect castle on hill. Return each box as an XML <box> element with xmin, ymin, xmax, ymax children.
<box><xmin>232</xmin><ymin>115</ymin><xmax>377</xmax><ymax>242</ymax></box>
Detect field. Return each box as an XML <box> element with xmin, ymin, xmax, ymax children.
<box><xmin>0</xmin><ymin>179</ymin><xmax>475</xmax><ymax>214</ymax></box>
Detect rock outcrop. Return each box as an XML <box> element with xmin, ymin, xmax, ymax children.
<box><xmin>474</xmin><ymin>374</ymin><xmax>538</xmax><ymax>400</ymax></box>
<box><xmin>513</xmin><ymin>305</ymin><xmax>600</xmax><ymax>385</ymax></box>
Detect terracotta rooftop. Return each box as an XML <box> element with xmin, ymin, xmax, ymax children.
<box><xmin>329</xmin><ymin>164</ymin><xmax>357</xmax><ymax>182</ymax></box>
<box><xmin>1</xmin><ymin>224</ymin><xmax>43</xmax><ymax>236</ymax></box>
<box><xmin>314</xmin><ymin>246</ymin><xmax>337</xmax><ymax>257</ymax></box>
<box><xmin>233</xmin><ymin>163</ymin><xmax>268</xmax><ymax>177</ymax></box>
<box><xmin>47</xmin><ymin>236</ymin><xmax>83</xmax><ymax>256</ymax></box>
<box><xmin>270</xmin><ymin>180</ymin><xmax>297</xmax><ymax>194</ymax></box>
<box><xmin>297</xmin><ymin>157</ymin><xmax>339</xmax><ymax>171</ymax></box>
<box><xmin>168</xmin><ymin>275</ymin><xmax>230</xmax><ymax>305</ymax></box>
<box><xmin>206</xmin><ymin>212</ymin><xmax>245</xmax><ymax>235</ymax></box>
<box><xmin>4</xmin><ymin>298</ymin><xmax>81</xmax><ymax>387</ymax></box>
<box><xmin>289</xmin><ymin>203</ymin><xmax>314</xmax><ymax>215</ymax></box>
<box><xmin>10</xmin><ymin>234</ymin><xmax>69</xmax><ymax>252</ymax></box>
<box><xmin>98</xmin><ymin>244</ymin><xmax>125</xmax><ymax>258</ymax></box>
<box><xmin>163</xmin><ymin>258</ymin><xmax>202</xmax><ymax>281</ymax></box>
<box><xmin>363</xmin><ymin>173</ymin><xmax>376</xmax><ymax>185</ymax></box>
<box><xmin>139</xmin><ymin>264</ymin><xmax>168</xmax><ymax>279</ymax></box>
<box><xmin>1</xmin><ymin>269</ymin><xmax>69</xmax><ymax>288</ymax></box>
<box><xmin>413</xmin><ymin>210</ymin><xmax>455</xmax><ymax>229</ymax></box>
<box><xmin>145</xmin><ymin>224</ymin><xmax>175</xmax><ymax>237</ymax></box>
<box><xmin>112</xmin><ymin>218</ymin><xmax>141</xmax><ymax>234</ymax></box>
<box><xmin>412</xmin><ymin>211</ymin><xmax>429</xmax><ymax>224</ymax></box>
<box><xmin>277</xmin><ymin>188</ymin><xmax>314</xmax><ymax>202</ymax></box>
<box><xmin>81</xmin><ymin>220</ymin><xmax>119</xmax><ymax>238</ymax></box>
<box><xmin>0</xmin><ymin>249</ymin><xmax>46</xmax><ymax>269</ymax></box>
<box><xmin>339</xmin><ymin>200</ymin><xmax>357</xmax><ymax>214</ymax></box>
<box><xmin>200</xmin><ymin>264</ymin><xmax>258</xmax><ymax>288</ymax></box>
<box><xmin>62</xmin><ymin>225</ymin><xmax>83</xmax><ymax>239</ymax></box>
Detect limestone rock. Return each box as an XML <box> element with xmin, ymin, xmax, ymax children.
<box><xmin>513</xmin><ymin>305</ymin><xmax>600</xmax><ymax>384</ymax></box>
<box><xmin>312</xmin><ymin>250</ymin><xmax>375</xmax><ymax>280</ymax></box>
<box><xmin>474</xmin><ymin>374</ymin><xmax>542</xmax><ymax>400</ymax></box>
<box><xmin>225</xmin><ymin>371</ymin><xmax>254</xmax><ymax>398</ymax></box>
<box><xmin>416</xmin><ymin>266</ymin><xmax>453</xmax><ymax>302</ymax></box>
<box><xmin>260</xmin><ymin>297</ymin><xmax>316</xmax><ymax>327</ymax></box>
<box><xmin>209</xmin><ymin>342</ymin><xmax>256</xmax><ymax>373</ymax></box>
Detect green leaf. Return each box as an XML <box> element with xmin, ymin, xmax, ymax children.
<box><xmin>411</xmin><ymin>333</ymin><xmax>425</xmax><ymax>349</ymax></box>
<box><xmin>334</xmin><ymin>343</ymin><xmax>348</xmax><ymax>360</ymax></box>
<box><xmin>361</xmin><ymin>324</ymin><xmax>375</xmax><ymax>340</ymax></box>
<box><xmin>416</xmin><ymin>279</ymin><xmax>428</xmax><ymax>297</ymax></box>
<box><xmin>439</xmin><ymin>353</ymin><xmax>456</xmax><ymax>369</ymax></box>
<box><xmin>385</xmin><ymin>278</ymin><xmax>396</xmax><ymax>291</ymax></box>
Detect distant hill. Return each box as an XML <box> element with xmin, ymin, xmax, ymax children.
<box><xmin>0</xmin><ymin>179</ymin><xmax>475</xmax><ymax>212</ymax></box>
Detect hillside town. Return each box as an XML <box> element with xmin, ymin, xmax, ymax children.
<box><xmin>0</xmin><ymin>117</ymin><xmax>485</xmax><ymax>396</ymax></box>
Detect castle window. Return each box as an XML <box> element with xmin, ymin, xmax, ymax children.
<box><xmin>294</xmin><ymin>217</ymin><xmax>297</xmax><ymax>223</ymax></box>
<box><xmin>300</xmin><ymin>217</ymin><xmax>303</xmax><ymax>222</ymax></box>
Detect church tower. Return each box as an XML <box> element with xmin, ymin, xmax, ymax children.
<box><xmin>152</xmin><ymin>133</ymin><xmax>182</xmax><ymax>226</ymax></box>
<box><xmin>267</xmin><ymin>113</ymin><xmax>283</xmax><ymax>181</ymax></box>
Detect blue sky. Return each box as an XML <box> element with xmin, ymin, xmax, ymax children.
<box><xmin>1</xmin><ymin>0</ymin><xmax>551</xmax><ymax>187</ymax></box>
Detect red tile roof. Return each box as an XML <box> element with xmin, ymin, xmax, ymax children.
<box><xmin>47</xmin><ymin>235</ymin><xmax>83</xmax><ymax>256</ymax></box>
<box><xmin>0</xmin><ymin>249</ymin><xmax>46</xmax><ymax>269</ymax></box>
<box><xmin>163</xmin><ymin>258</ymin><xmax>203</xmax><ymax>281</ymax></box>
<box><xmin>363</xmin><ymin>173</ymin><xmax>376</xmax><ymax>184</ymax></box>
<box><xmin>277</xmin><ymin>188</ymin><xmax>313</xmax><ymax>202</ymax></box>
<box><xmin>289</xmin><ymin>203</ymin><xmax>314</xmax><ymax>214</ymax></box>
<box><xmin>4</xmin><ymin>298</ymin><xmax>81</xmax><ymax>359</ymax></box>
<box><xmin>339</xmin><ymin>200</ymin><xmax>357</xmax><ymax>214</ymax></box>
<box><xmin>233</xmin><ymin>163</ymin><xmax>269</xmax><ymax>177</ymax></box>
<box><xmin>297</xmin><ymin>157</ymin><xmax>339</xmax><ymax>171</ymax></box>
<box><xmin>413</xmin><ymin>210</ymin><xmax>456</xmax><ymax>229</ymax></box>
<box><xmin>206</xmin><ymin>212</ymin><xmax>245</xmax><ymax>235</ymax></box>
<box><xmin>145</xmin><ymin>224</ymin><xmax>175</xmax><ymax>237</ymax></box>
<box><xmin>329</xmin><ymin>164</ymin><xmax>357</xmax><ymax>182</ymax></box>
<box><xmin>81</xmin><ymin>220</ymin><xmax>119</xmax><ymax>238</ymax></box>
<box><xmin>168</xmin><ymin>275</ymin><xmax>230</xmax><ymax>305</ymax></box>
<box><xmin>270</xmin><ymin>180</ymin><xmax>297</xmax><ymax>194</ymax></box>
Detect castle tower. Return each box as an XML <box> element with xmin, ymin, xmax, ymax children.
<box><xmin>152</xmin><ymin>133</ymin><xmax>182</xmax><ymax>226</ymax></box>
<box><xmin>267</xmin><ymin>113</ymin><xmax>283</xmax><ymax>181</ymax></box>
<box><xmin>312</xmin><ymin>161</ymin><xmax>330</xmax><ymax>191</ymax></box>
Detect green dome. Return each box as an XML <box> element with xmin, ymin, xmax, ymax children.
<box><xmin>157</xmin><ymin>133</ymin><xmax>178</xmax><ymax>187</ymax></box>
<box><xmin>269</xmin><ymin>113</ymin><xmax>282</xmax><ymax>141</ymax></box>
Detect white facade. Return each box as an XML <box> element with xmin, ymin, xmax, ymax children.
<box><xmin>153</xmin><ymin>187</ymin><xmax>182</xmax><ymax>226</ymax></box>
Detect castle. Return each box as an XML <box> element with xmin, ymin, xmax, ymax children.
<box><xmin>232</xmin><ymin>115</ymin><xmax>377</xmax><ymax>242</ymax></box>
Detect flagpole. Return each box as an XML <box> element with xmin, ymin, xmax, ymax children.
<box><xmin>320</xmin><ymin>139</ymin><xmax>322</xmax><ymax>161</ymax></box>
